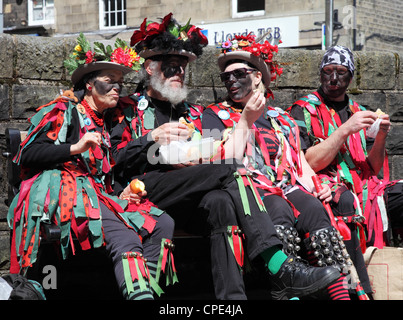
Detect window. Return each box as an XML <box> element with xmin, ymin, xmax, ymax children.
<box><xmin>28</xmin><ymin>0</ymin><xmax>55</xmax><ymax>26</ymax></box>
<box><xmin>232</xmin><ymin>0</ymin><xmax>265</xmax><ymax>18</ymax></box>
<box><xmin>99</xmin><ymin>0</ymin><xmax>127</xmax><ymax>29</ymax></box>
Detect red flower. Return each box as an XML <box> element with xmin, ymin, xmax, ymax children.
<box><xmin>228</xmin><ymin>35</ymin><xmax>282</xmax><ymax>80</ymax></box>
<box><xmin>187</xmin><ymin>25</ymin><xmax>208</xmax><ymax>45</ymax></box>
<box><xmin>130</xmin><ymin>12</ymin><xmax>173</xmax><ymax>46</ymax></box>
<box><xmin>234</xmin><ymin>32</ymin><xmax>255</xmax><ymax>43</ymax></box>
<box><xmin>145</xmin><ymin>22</ymin><xmax>160</xmax><ymax>33</ymax></box>
<box><xmin>111</xmin><ymin>47</ymin><xmax>130</xmax><ymax>67</ymax></box>
<box><xmin>85</xmin><ymin>50</ymin><xmax>95</xmax><ymax>63</ymax></box>
<box><xmin>260</xmin><ymin>46</ymin><xmax>269</xmax><ymax>55</ymax></box>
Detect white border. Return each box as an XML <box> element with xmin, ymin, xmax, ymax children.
<box><xmin>99</xmin><ymin>0</ymin><xmax>127</xmax><ymax>30</ymax></box>
<box><xmin>232</xmin><ymin>0</ymin><xmax>265</xmax><ymax>18</ymax></box>
<box><xmin>27</xmin><ymin>0</ymin><xmax>54</xmax><ymax>26</ymax></box>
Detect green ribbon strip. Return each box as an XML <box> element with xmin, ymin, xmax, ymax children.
<box><xmin>234</xmin><ymin>172</ymin><xmax>251</xmax><ymax>216</ymax></box>
<box><xmin>246</xmin><ymin>176</ymin><xmax>266</xmax><ymax>212</ymax></box>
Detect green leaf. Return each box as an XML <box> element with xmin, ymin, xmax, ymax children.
<box><xmin>131</xmin><ymin>57</ymin><xmax>144</xmax><ymax>71</ymax></box>
<box><xmin>106</xmin><ymin>44</ymin><xmax>113</xmax><ymax>56</ymax></box>
<box><xmin>77</xmin><ymin>32</ymin><xmax>91</xmax><ymax>52</ymax></box>
<box><xmin>63</xmin><ymin>59</ymin><xmax>79</xmax><ymax>73</ymax></box>
<box><xmin>179</xmin><ymin>18</ymin><xmax>191</xmax><ymax>33</ymax></box>
<box><xmin>93</xmin><ymin>41</ymin><xmax>108</xmax><ymax>60</ymax></box>
<box><xmin>167</xmin><ymin>22</ymin><xmax>179</xmax><ymax>37</ymax></box>
<box><xmin>115</xmin><ymin>38</ymin><xmax>128</xmax><ymax>49</ymax></box>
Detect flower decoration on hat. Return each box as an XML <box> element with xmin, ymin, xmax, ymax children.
<box><xmin>130</xmin><ymin>12</ymin><xmax>208</xmax><ymax>59</ymax></box>
<box><xmin>64</xmin><ymin>32</ymin><xmax>144</xmax><ymax>75</ymax></box>
<box><xmin>218</xmin><ymin>33</ymin><xmax>283</xmax><ymax>81</ymax></box>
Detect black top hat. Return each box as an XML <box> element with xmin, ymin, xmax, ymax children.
<box><xmin>130</xmin><ymin>12</ymin><xmax>208</xmax><ymax>62</ymax></box>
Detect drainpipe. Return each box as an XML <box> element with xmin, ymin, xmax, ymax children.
<box><xmin>0</xmin><ymin>0</ymin><xmax>3</xmax><ymax>33</ymax></box>
<box><xmin>325</xmin><ymin>0</ymin><xmax>333</xmax><ymax>48</ymax></box>
<box><xmin>353</xmin><ymin>0</ymin><xmax>357</xmax><ymax>50</ymax></box>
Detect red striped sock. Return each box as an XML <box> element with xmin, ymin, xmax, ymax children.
<box><xmin>328</xmin><ymin>275</ymin><xmax>351</xmax><ymax>300</ymax></box>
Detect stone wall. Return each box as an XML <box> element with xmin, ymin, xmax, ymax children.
<box><xmin>356</xmin><ymin>0</ymin><xmax>403</xmax><ymax>53</ymax></box>
<box><xmin>0</xmin><ymin>34</ymin><xmax>402</xmax><ymax>275</ymax></box>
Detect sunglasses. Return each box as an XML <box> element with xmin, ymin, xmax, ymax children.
<box><xmin>162</xmin><ymin>65</ymin><xmax>185</xmax><ymax>78</ymax></box>
<box><xmin>161</xmin><ymin>57</ymin><xmax>188</xmax><ymax>78</ymax></box>
<box><xmin>220</xmin><ymin>68</ymin><xmax>256</xmax><ymax>83</ymax></box>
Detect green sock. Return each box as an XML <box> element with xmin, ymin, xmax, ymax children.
<box><xmin>260</xmin><ymin>246</ymin><xmax>288</xmax><ymax>274</ymax></box>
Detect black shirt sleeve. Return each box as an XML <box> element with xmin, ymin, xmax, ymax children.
<box><xmin>20</xmin><ymin>108</ymin><xmax>80</xmax><ymax>169</ymax></box>
<box><xmin>288</xmin><ymin>104</ymin><xmax>312</xmax><ymax>151</ymax></box>
<box><xmin>109</xmin><ymin>117</ymin><xmax>155</xmax><ymax>179</ymax></box>
<box><xmin>202</xmin><ymin>108</ymin><xmax>226</xmax><ymax>140</ymax></box>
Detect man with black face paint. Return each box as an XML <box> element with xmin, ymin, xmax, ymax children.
<box><xmin>289</xmin><ymin>46</ymin><xmax>403</xmax><ymax>266</ymax></box>
<box><xmin>109</xmin><ymin>13</ymin><xmax>340</xmax><ymax>300</ymax></box>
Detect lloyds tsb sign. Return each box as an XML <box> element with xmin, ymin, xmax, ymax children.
<box><xmin>203</xmin><ymin>16</ymin><xmax>299</xmax><ymax>47</ymax></box>
<box><xmin>213</xmin><ymin>27</ymin><xmax>282</xmax><ymax>44</ymax></box>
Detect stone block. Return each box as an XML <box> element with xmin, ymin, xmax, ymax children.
<box><xmin>187</xmin><ymin>87</ymin><xmax>226</xmax><ymax>107</ymax></box>
<box><xmin>12</xmin><ymin>84</ymin><xmax>65</xmax><ymax>119</ymax></box>
<box><xmin>270</xmin><ymin>89</ymin><xmax>299</xmax><ymax>110</ymax></box>
<box><xmin>191</xmin><ymin>46</ymin><xmax>222</xmax><ymax>88</ymax></box>
<box><xmin>0</xmin><ymin>34</ymin><xmax>15</xmax><ymax>79</ymax></box>
<box><xmin>0</xmin><ymin>230</ymin><xmax>10</xmax><ymax>270</ymax></box>
<box><xmin>0</xmin><ymin>195</ymin><xmax>8</xmax><ymax>220</ymax></box>
<box><xmin>355</xmin><ymin>51</ymin><xmax>397</xmax><ymax>90</ymax></box>
<box><xmin>15</xmin><ymin>36</ymin><xmax>65</xmax><ymax>81</ymax></box>
<box><xmin>0</xmin><ymin>85</ymin><xmax>10</xmax><ymax>120</ymax></box>
<box><xmin>391</xmin><ymin>155</ymin><xmax>403</xmax><ymax>181</ymax></box>
<box><xmin>386</xmin><ymin>124</ymin><xmax>403</xmax><ymax>155</ymax></box>
<box><xmin>386</xmin><ymin>92</ymin><xmax>403</xmax><ymax>122</ymax></box>
<box><xmin>275</xmin><ymin>49</ymin><xmax>323</xmax><ymax>89</ymax></box>
<box><xmin>349</xmin><ymin>92</ymin><xmax>387</xmax><ymax>111</ymax></box>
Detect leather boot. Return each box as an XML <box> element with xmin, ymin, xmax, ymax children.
<box><xmin>269</xmin><ymin>255</ymin><xmax>340</xmax><ymax>300</ymax></box>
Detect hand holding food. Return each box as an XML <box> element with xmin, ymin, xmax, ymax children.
<box><xmin>119</xmin><ymin>179</ymin><xmax>146</xmax><ymax>204</ymax></box>
<box><xmin>179</xmin><ymin>117</ymin><xmax>195</xmax><ymax>137</ymax></box>
<box><xmin>130</xmin><ymin>179</ymin><xmax>145</xmax><ymax>194</ymax></box>
<box><xmin>367</xmin><ymin>108</ymin><xmax>390</xmax><ymax>138</ymax></box>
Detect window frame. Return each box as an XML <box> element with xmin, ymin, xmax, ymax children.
<box><xmin>27</xmin><ymin>0</ymin><xmax>55</xmax><ymax>26</ymax></box>
<box><xmin>99</xmin><ymin>0</ymin><xmax>127</xmax><ymax>30</ymax></box>
<box><xmin>232</xmin><ymin>0</ymin><xmax>265</xmax><ymax>18</ymax></box>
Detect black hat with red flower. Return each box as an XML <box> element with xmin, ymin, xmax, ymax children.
<box><xmin>217</xmin><ymin>33</ymin><xmax>282</xmax><ymax>91</ymax></box>
<box><xmin>130</xmin><ymin>13</ymin><xmax>208</xmax><ymax>62</ymax></box>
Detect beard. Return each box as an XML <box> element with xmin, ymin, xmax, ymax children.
<box><xmin>148</xmin><ymin>61</ymin><xmax>188</xmax><ymax>105</ymax></box>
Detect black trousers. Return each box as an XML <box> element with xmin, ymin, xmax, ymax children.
<box><xmin>101</xmin><ymin>202</ymin><xmax>175</xmax><ymax>297</ymax></box>
<box><xmin>284</xmin><ymin>187</ymin><xmax>372</xmax><ymax>294</ymax></box>
<box><xmin>262</xmin><ymin>189</ymin><xmax>331</xmax><ymax>236</ymax></box>
<box><xmin>137</xmin><ymin>163</ymin><xmax>281</xmax><ymax>299</ymax></box>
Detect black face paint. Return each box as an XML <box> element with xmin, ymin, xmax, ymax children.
<box><xmin>160</xmin><ymin>57</ymin><xmax>188</xmax><ymax>78</ymax></box>
<box><xmin>225</xmin><ymin>70</ymin><xmax>254</xmax><ymax>103</ymax></box>
<box><xmin>320</xmin><ymin>66</ymin><xmax>351</xmax><ymax>100</ymax></box>
<box><xmin>93</xmin><ymin>80</ymin><xmax>122</xmax><ymax>95</ymax></box>
<box><xmin>161</xmin><ymin>65</ymin><xmax>183</xmax><ymax>78</ymax></box>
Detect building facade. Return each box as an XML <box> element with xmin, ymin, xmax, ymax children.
<box><xmin>3</xmin><ymin>0</ymin><xmax>403</xmax><ymax>53</ymax></box>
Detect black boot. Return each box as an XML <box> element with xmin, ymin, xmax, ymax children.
<box><xmin>269</xmin><ymin>255</ymin><xmax>340</xmax><ymax>300</ymax></box>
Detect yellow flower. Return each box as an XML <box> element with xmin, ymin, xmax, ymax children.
<box><xmin>129</xmin><ymin>48</ymin><xmax>138</xmax><ymax>59</ymax></box>
<box><xmin>75</xmin><ymin>45</ymin><xmax>82</xmax><ymax>52</ymax></box>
